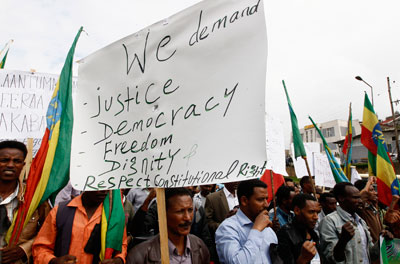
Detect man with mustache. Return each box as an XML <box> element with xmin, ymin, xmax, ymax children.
<box><xmin>32</xmin><ymin>190</ymin><xmax>128</xmax><ymax>264</ymax></box>
<box><xmin>0</xmin><ymin>140</ymin><xmax>50</xmax><ymax>264</ymax></box>
<box><xmin>277</xmin><ymin>193</ymin><xmax>323</xmax><ymax>264</ymax></box>
<box><xmin>215</xmin><ymin>179</ymin><xmax>277</xmax><ymax>264</ymax></box>
<box><xmin>127</xmin><ymin>187</ymin><xmax>210</xmax><ymax>264</ymax></box>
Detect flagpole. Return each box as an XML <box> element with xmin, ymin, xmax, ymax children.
<box><xmin>270</xmin><ymin>170</ymin><xmax>277</xmax><ymax>219</ymax></box>
<box><xmin>303</xmin><ymin>156</ymin><xmax>318</xmax><ymax>199</ymax></box>
<box><xmin>156</xmin><ymin>188</ymin><xmax>170</xmax><ymax>264</ymax></box>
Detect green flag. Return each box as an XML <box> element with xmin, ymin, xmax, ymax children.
<box><xmin>283</xmin><ymin>80</ymin><xmax>306</xmax><ymax>158</ymax></box>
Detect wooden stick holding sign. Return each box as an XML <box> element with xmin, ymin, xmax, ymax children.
<box><xmin>270</xmin><ymin>170</ymin><xmax>277</xmax><ymax>219</ymax></box>
<box><xmin>156</xmin><ymin>188</ymin><xmax>170</xmax><ymax>264</ymax></box>
<box><xmin>19</xmin><ymin>138</ymin><xmax>33</xmax><ymax>183</ymax></box>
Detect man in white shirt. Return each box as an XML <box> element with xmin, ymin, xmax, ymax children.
<box><xmin>193</xmin><ymin>185</ymin><xmax>213</xmax><ymax>209</ymax></box>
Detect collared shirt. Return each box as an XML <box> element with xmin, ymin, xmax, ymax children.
<box><xmin>127</xmin><ymin>188</ymin><xmax>154</xmax><ymax>215</ymax></box>
<box><xmin>0</xmin><ymin>184</ymin><xmax>19</xmax><ymax>248</ymax></box>
<box><xmin>269</xmin><ymin>207</ymin><xmax>294</xmax><ymax>227</ymax></box>
<box><xmin>353</xmin><ymin>214</ymin><xmax>369</xmax><ymax>264</ymax></box>
<box><xmin>223</xmin><ymin>187</ymin><xmax>238</xmax><ymax>211</ymax></box>
<box><xmin>32</xmin><ymin>195</ymin><xmax>128</xmax><ymax>264</ymax></box>
<box><xmin>168</xmin><ymin>237</ymin><xmax>192</xmax><ymax>264</ymax></box>
<box><xmin>216</xmin><ymin>209</ymin><xmax>278</xmax><ymax>264</ymax></box>
<box><xmin>193</xmin><ymin>192</ymin><xmax>207</xmax><ymax>209</ymax></box>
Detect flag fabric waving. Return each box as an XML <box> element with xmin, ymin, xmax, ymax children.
<box><xmin>309</xmin><ymin>116</ymin><xmax>349</xmax><ymax>183</ymax></box>
<box><xmin>283</xmin><ymin>80</ymin><xmax>306</xmax><ymax>158</ymax></box>
<box><xmin>260</xmin><ymin>169</ymin><xmax>285</xmax><ymax>203</ymax></box>
<box><xmin>100</xmin><ymin>190</ymin><xmax>126</xmax><ymax>261</ymax></box>
<box><xmin>0</xmin><ymin>40</ymin><xmax>13</xmax><ymax>69</ymax></box>
<box><xmin>343</xmin><ymin>103</ymin><xmax>353</xmax><ymax>180</ymax></box>
<box><xmin>361</xmin><ymin>93</ymin><xmax>393</xmax><ymax>175</ymax></box>
<box><xmin>376</xmin><ymin>138</ymin><xmax>400</xmax><ymax>206</ymax></box>
<box><xmin>6</xmin><ymin>27</ymin><xmax>83</xmax><ymax>245</ymax></box>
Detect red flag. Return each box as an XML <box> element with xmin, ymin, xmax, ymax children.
<box><xmin>260</xmin><ymin>169</ymin><xmax>285</xmax><ymax>203</ymax></box>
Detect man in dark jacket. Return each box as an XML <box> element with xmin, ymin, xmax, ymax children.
<box><xmin>277</xmin><ymin>194</ymin><xmax>323</xmax><ymax>264</ymax></box>
<box><xmin>127</xmin><ymin>188</ymin><xmax>210</xmax><ymax>264</ymax></box>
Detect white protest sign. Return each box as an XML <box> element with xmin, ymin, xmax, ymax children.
<box><xmin>313</xmin><ymin>152</ymin><xmax>336</xmax><ymax>188</ymax></box>
<box><xmin>265</xmin><ymin>114</ymin><xmax>287</xmax><ymax>176</ymax></box>
<box><xmin>70</xmin><ymin>0</ymin><xmax>267</xmax><ymax>191</ymax></box>
<box><xmin>350</xmin><ymin>166</ymin><xmax>361</xmax><ymax>184</ymax></box>
<box><xmin>291</xmin><ymin>142</ymin><xmax>320</xmax><ymax>178</ymax></box>
<box><xmin>0</xmin><ymin>69</ymin><xmax>77</xmax><ymax>155</ymax></box>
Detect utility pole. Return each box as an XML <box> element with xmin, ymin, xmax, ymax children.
<box><xmin>387</xmin><ymin>77</ymin><xmax>400</xmax><ymax>161</ymax></box>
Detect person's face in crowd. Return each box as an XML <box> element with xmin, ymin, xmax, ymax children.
<box><xmin>295</xmin><ymin>200</ymin><xmax>320</xmax><ymax>230</ymax></box>
<box><xmin>321</xmin><ymin>197</ymin><xmax>337</xmax><ymax>215</ymax></box>
<box><xmin>286</xmin><ymin>181</ymin><xmax>295</xmax><ymax>188</ymax></box>
<box><xmin>84</xmin><ymin>190</ymin><xmax>109</xmax><ymax>205</ymax></box>
<box><xmin>0</xmin><ymin>148</ymin><xmax>25</xmax><ymax>183</ymax></box>
<box><xmin>339</xmin><ymin>186</ymin><xmax>363</xmax><ymax>215</ymax></box>
<box><xmin>184</xmin><ymin>186</ymin><xmax>196</xmax><ymax>196</ymax></box>
<box><xmin>294</xmin><ymin>185</ymin><xmax>301</xmax><ymax>195</ymax></box>
<box><xmin>283</xmin><ymin>191</ymin><xmax>296</xmax><ymax>211</ymax></box>
<box><xmin>225</xmin><ymin>181</ymin><xmax>239</xmax><ymax>194</ymax></box>
<box><xmin>167</xmin><ymin>195</ymin><xmax>194</xmax><ymax>237</ymax></box>
<box><xmin>242</xmin><ymin>187</ymin><xmax>269</xmax><ymax>221</ymax></box>
<box><xmin>302</xmin><ymin>182</ymin><xmax>313</xmax><ymax>194</ymax></box>
<box><xmin>200</xmin><ymin>185</ymin><xmax>213</xmax><ymax>197</ymax></box>
<box><xmin>367</xmin><ymin>184</ymin><xmax>378</xmax><ymax>204</ymax></box>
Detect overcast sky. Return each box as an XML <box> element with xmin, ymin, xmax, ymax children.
<box><xmin>2</xmin><ymin>0</ymin><xmax>400</xmax><ymax>147</ymax></box>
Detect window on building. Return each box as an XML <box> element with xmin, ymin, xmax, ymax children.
<box><xmin>306</xmin><ymin>131</ymin><xmax>309</xmax><ymax>142</ymax></box>
<box><xmin>322</xmin><ymin>127</ymin><xmax>335</xmax><ymax>137</ymax></box>
<box><xmin>388</xmin><ymin>144</ymin><xmax>393</xmax><ymax>153</ymax></box>
<box><xmin>328</xmin><ymin>143</ymin><xmax>337</xmax><ymax>150</ymax></box>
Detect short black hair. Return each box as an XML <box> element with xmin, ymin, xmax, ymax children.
<box><xmin>165</xmin><ymin>187</ymin><xmax>192</xmax><ymax>209</ymax></box>
<box><xmin>284</xmin><ymin>178</ymin><xmax>294</xmax><ymax>183</ymax></box>
<box><xmin>0</xmin><ymin>140</ymin><xmax>27</xmax><ymax>158</ymax></box>
<box><xmin>237</xmin><ymin>179</ymin><xmax>267</xmax><ymax>205</ymax></box>
<box><xmin>319</xmin><ymin>192</ymin><xmax>335</xmax><ymax>203</ymax></box>
<box><xmin>354</xmin><ymin>179</ymin><xmax>368</xmax><ymax>191</ymax></box>
<box><xmin>333</xmin><ymin>182</ymin><xmax>354</xmax><ymax>201</ymax></box>
<box><xmin>276</xmin><ymin>185</ymin><xmax>295</xmax><ymax>206</ymax></box>
<box><xmin>300</xmin><ymin>176</ymin><xmax>311</xmax><ymax>188</ymax></box>
<box><xmin>292</xmin><ymin>193</ymin><xmax>317</xmax><ymax>209</ymax></box>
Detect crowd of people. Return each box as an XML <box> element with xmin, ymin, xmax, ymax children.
<box><xmin>1</xmin><ymin>140</ymin><xmax>400</xmax><ymax>264</ymax></box>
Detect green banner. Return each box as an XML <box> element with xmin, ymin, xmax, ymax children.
<box><xmin>381</xmin><ymin>237</ymin><xmax>400</xmax><ymax>264</ymax></box>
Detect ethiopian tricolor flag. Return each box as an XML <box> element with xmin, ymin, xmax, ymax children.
<box><xmin>376</xmin><ymin>135</ymin><xmax>400</xmax><ymax>206</ymax></box>
<box><xmin>6</xmin><ymin>28</ymin><xmax>83</xmax><ymax>245</ymax></box>
<box><xmin>100</xmin><ymin>190</ymin><xmax>125</xmax><ymax>261</ymax></box>
<box><xmin>0</xmin><ymin>40</ymin><xmax>13</xmax><ymax>69</ymax></box>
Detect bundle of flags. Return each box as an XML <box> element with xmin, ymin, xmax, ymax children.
<box><xmin>342</xmin><ymin>103</ymin><xmax>353</xmax><ymax>180</ymax></box>
<box><xmin>309</xmin><ymin>116</ymin><xmax>349</xmax><ymax>183</ymax></box>
<box><xmin>0</xmin><ymin>39</ymin><xmax>13</xmax><ymax>69</ymax></box>
<box><xmin>361</xmin><ymin>93</ymin><xmax>400</xmax><ymax>206</ymax></box>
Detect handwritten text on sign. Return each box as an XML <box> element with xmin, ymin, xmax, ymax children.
<box><xmin>70</xmin><ymin>0</ymin><xmax>267</xmax><ymax>190</ymax></box>
<box><xmin>0</xmin><ymin>69</ymin><xmax>77</xmax><ymax>156</ymax></box>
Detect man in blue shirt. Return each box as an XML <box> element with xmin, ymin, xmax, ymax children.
<box><xmin>269</xmin><ymin>185</ymin><xmax>295</xmax><ymax>227</ymax></box>
<box><xmin>215</xmin><ymin>179</ymin><xmax>278</xmax><ymax>264</ymax></box>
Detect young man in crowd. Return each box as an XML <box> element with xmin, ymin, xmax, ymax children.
<box><xmin>277</xmin><ymin>194</ymin><xmax>323</xmax><ymax>264</ymax></box>
<box><xmin>127</xmin><ymin>188</ymin><xmax>209</xmax><ymax>264</ymax></box>
<box><xmin>269</xmin><ymin>185</ymin><xmax>296</xmax><ymax>227</ymax></box>
<box><xmin>215</xmin><ymin>179</ymin><xmax>277</xmax><ymax>264</ymax></box>
<box><xmin>193</xmin><ymin>184</ymin><xmax>213</xmax><ymax>209</ymax></box>
<box><xmin>354</xmin><ymin>177</ymin><xmax>383</xmax><ymax>243</ymax></box>
<box><xmin>0</xmin><ymin>140</ymin><xmax>50</xmax><ymax>264</ymax></box>
<box><xmin>32</xmin><ymin>191</ymin><xmax>128</xmax><ymax>264</ymax></box>
<box><xmin>300</xmin><ymin>176</ymin><xmax>314</xmax><ymax>196</ymax></box>
<box><xmin>319</xmin><ymin>182</ymin><xmax>392</xmax><ymax>263</ymax></box>
<box><xmin>204</xmin><ymin>182</ymin><xmax>239</xmax><ymax>237</ymax></box>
